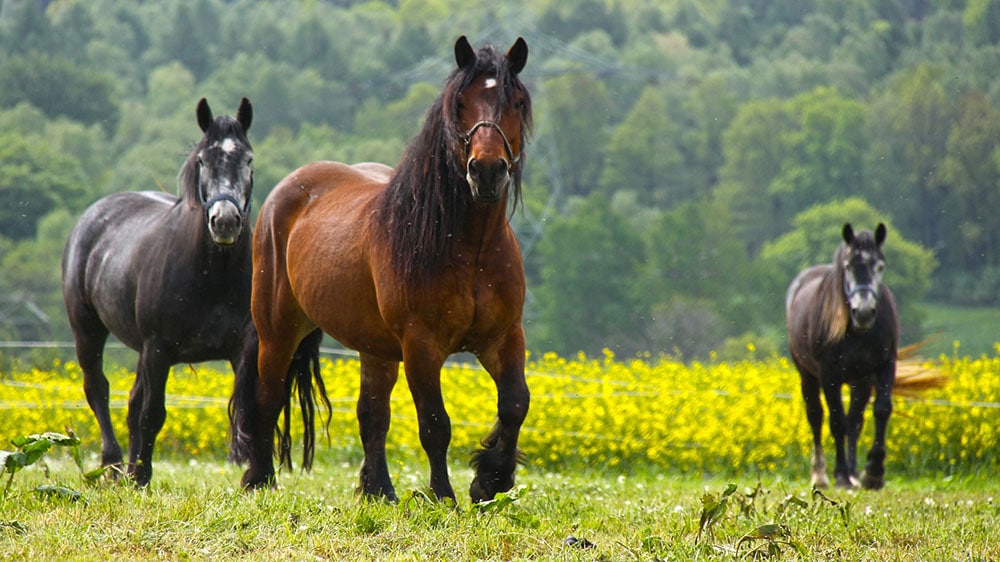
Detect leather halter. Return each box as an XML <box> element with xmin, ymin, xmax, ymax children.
<box><xmin>461</xmin><ymin>120</ymin><xmax>519</xmax><ymax>172</ymax></box>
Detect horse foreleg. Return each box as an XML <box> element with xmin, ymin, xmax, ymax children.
<box><xmin>846</xmin><ymin>382</ymin><xmax>872</xmax><ymax>482</ymax></box>
<box><xmin>800</xmin><ymin>374</ymin><xmax>827</xmax><ymax>488</ymax></box>
<box><xmin>356</xmin><ymin>354</ymin><xmax>399</xmax><ymax>501</ymax></box>
<box><xmin>401</xmin><ymin>344</ymin><xmax>454</xmax><ymax>500</ymax></box>
<box><xmin>127</xmin><ymin>345</ymin><xmax>171</xmax><ymax>487</ymax></box>
<box><xmin>470</xmin><ymin>330</ymin><xmax>529</xmax><ymax>503</ymax></box>
<box><xmin>822</xmin><ymin>379</ymin><xmax>858</xmax><ymax>489</ymax></box>
<box><xmin>861</xmin><ymin>368</ymin><xmax>894</xmax><ymax>490</ymax></box>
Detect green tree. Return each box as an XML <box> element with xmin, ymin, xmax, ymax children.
<box><xmin>964</xmin><ymin>0</ymin><xmax>1000</xmax><ymax>46</ymax></box>
<box><xmin>716</xmin><ymin>87</ymin><xmax>866</xmax><ymax>255</ymax></box>
<box><xmin>937</xmin><ymin>91</ymin><xmax>1000</xmax><ymax>301</ymax></box>
<box><xmin>537</xmin><ymin>73</ymin><xmax>611</xmax><ymax>198</ymax></box>
<box><xmin>0</xmin><ymin>133</ymin><xmax>87</xmax><ymax>240</ymax></box>
<box><xmin>641</xmin><ymin>200</ymin><xmax>780</xmax><ymax>357</ymax></box>
<box><xmin>534</xmin><ymin>194</ymin><xmax>645</xmax><ymax>357</ymax></box>
<box><xmin>0</xmin><ymin>52</ymin><xmax>119</xmax><ymax>130</ymax></box>
<box><xmin>599</xmin><ymin>86</ymin><xmax>684</xmax><ymax>207</ymax></box>
<box><xmin>864</xmin><ymin>65</ymin><xmax>956</xmax><ymax>254</ymax></box>
<box><xmin>0</xmin><ymin>210</ymin><xmax>77</xmax><ymax>340</ymax></box>
<box><xmin>714</xmin><ymin>98</ymin><xmax>796</xmax><ymax>253</ymax></box>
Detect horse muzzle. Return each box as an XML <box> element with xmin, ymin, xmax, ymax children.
<box><xmin>847</xmin><ymin>285</ymin><xmax>879</xmax><ymax>331</ymax></box>
<box><xmin>207</xmin><ymin>198</ymin><xmax>244</xmax><ymax>246</ymax></box>
<box><xmin>467</xmin><ymin>157</ymin><xmax>510</xmax><ymax>203</ymax></box>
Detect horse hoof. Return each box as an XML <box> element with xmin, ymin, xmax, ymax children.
<box><xmin>240</xmin><ymin>471</ymin><xmax>276</xmax><ymax>491</ymax></box>
<box><xmin>810</xmin><ymin>472</ymin><xmax>829</xmax><ymax>489</ymax></box>
<box><xmin>860</xmin><ymin>471</ymin><xmax>884</xmax><ymax>491</ymax></box>
<box><xmin>834</xmin><ymin>475</ymin><xmax>860</xmax><ymax>490</ymax></box>
<box><xmin>469</xmin><ymin>477</ymin><xmax>496</xmax><ymax>503</ymax></box>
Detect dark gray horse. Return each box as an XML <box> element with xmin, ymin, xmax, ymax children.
<box><xmin>786</xmin><ymin>223</ymin><xmax>899</xmax><ymax>490</ymax></box>
<box><xmin>62</xmin><ymin>98</ymin><xmax>326</xmax><ymax>486</ymax></box>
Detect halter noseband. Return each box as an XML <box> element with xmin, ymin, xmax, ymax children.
<box><xmin>461</xmin><ymin>120</ymin><xmax>519</xmax><ymax>172</ymax></box>
<box><xmin>845</xmin><ymin>282</ymin><xmax>877</xmax><ymax>300</ymax></box>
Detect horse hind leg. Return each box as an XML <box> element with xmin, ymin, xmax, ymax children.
<box><xmin>356</xmin><ymin>354</ymin><xmax>400</xmax><ymax>501</ymax></box>
<box><xmin>800</xmin><ymin>374</ymin><xmax>828</xmax><ymax>489</ymax></box>
<box><xmin>70</xmin><ymin>310</ymin><xmax>124</xmax><ymax>473</ymax></box>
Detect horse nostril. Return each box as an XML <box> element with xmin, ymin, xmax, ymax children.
<box><xmin>468</xmin><ymin>158</ymin><xmax>481</xmax><ymax>178</ymax></box>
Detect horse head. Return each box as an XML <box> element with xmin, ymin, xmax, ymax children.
<box><xmin>841</xmin><ymin>223</ymin><xmax>887</xmax><ymax>332</ymax></box>
<box><xmin>193</xmin><ymin>97</ymin><xmax>254</xmax><ymax>246</ymax></box>
<box><xmin>452</xmin><ymin>36</ymin><xmax>531</xmax><ymax>204</ymax></box>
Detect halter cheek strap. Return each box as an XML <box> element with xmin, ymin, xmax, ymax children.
<box><xmin>197</xmin><ymin>163</ymin><xmax>252</xmax><ymax>215</ymax></box>
<box><xmin>461</xmin><ymin>120</ymin><xmax>520</xmax><ymax>171</ymax></box>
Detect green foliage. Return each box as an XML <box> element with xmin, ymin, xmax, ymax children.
<box><xmin>534</xmin><ymin>194</ymin><xmax>645</xmax><ymax>356</ymax></box>
<box><xmin>0</xmin><ymin>52</ymin><xmax>118</xmax><ymax>130</ymax></box>
<box><xmin>0</xmin><ymin>0</ymin><xmax>998</xmax><ymax>355</ymax></box>
<box><xmin>1</xmin><ymin>430</ymin><xmax>102</xmax><ymax>508</ymax></box>
<box><xmin>0</xmin><ymin>133</ymin><xmax>88</xmax><ymax>240</ymax></box>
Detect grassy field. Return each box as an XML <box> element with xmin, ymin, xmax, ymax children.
<box><xmin>2</xmin><ymin>349</ymin><xmax>999</xmax><ymax>560</ymax></box>
<box><xmin>1</xmin><ymin>453</ymin><xmax>998</xmax><ymax>560</ymax></box>
<box><xmin>920</xmin><ymin>302</ymin><xmax>1000</xmax><ymax>358</ymax></box>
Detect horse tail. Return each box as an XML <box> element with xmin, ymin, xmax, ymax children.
<box><xmin>228</xmin><ymin>322</ymin><xmax>261</xmax><ymax>466</ymax></box>
<box><xmin>277</xmin><ymin>328</ymin><xmax>330</xmax><ymax>471</ymax></box>
<box><xmin>228</xmin><ymin>326</ymin><xmax>331</xmax><ymax>471</ymax></box>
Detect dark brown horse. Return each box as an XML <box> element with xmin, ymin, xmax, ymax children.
<box><xmin>64</xmin><ymin>98</ymin><xmax>326</xmax><ymax>486</ymax></box>
<box><xmin>231</xmin><ymin>36</ymin><xmax>533</xmax><ymax>502</ymax></box>
<box><xmin>786</xmin><ymin>223</ymin><xmax>899</xmax><ymax>490</ymax></box>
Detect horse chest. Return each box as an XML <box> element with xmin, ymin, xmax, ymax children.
<box><xmin>820</xmin><ymin>333</ymin><xmax>893</xmax><ymax>380</ymax></box>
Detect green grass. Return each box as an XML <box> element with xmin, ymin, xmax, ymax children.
<box><xmin>921</xmin><ymin>302</ymin><xmax>1000</xmax><ymax>358</ymax></box>
<box><xmin>2</xmin><ymin>450</ymin><xmax>999</xmax><ymax>561</ymax></box>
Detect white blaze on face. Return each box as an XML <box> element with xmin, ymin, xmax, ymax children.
<box><xmin>221</xmin><ymin>138</ymin><xmax>237</xmax><ymax>153</ymax></box>
<box><xmin>484</xmin><ymin>77</ymin><xmax>497</xmax><ymax>89</ymax></box>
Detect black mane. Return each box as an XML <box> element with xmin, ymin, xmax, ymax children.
<box><xmin>377</xmin><ymin>43</ymin><xmax>533</xmax><ymax>283</ymax></box>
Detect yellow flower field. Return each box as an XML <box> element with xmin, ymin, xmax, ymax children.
<box><xmin>1</xmin><ymin>347</ymin><xmax>997</xmax><ymax>477</ymax></box>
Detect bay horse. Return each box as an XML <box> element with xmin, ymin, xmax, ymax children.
<box><xmin>231</xmin><ymin>36</ymin><xmax>532</xmax><ymax>502</ymax></box>
<box><xmin>62</xmin><ymin>98</ymin><xmax>326</xmax><ymax>486</ymax></box>
<box><xmin>786</xmin><ymin>223</ymin><xmax>899</xmax><ymax>490</ymax></box>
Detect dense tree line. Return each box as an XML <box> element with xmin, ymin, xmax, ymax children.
<box><xmin>0</xmin><ymin>0</ymin><xmax>996</xmax><ymax>359</ymax></box>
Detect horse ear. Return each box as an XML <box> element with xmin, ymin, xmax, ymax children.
<box><xmin>237</xmin><ymin>97</ymin><xmax>253</xmax><ymax>132</ymax></box>
<box><xmin>875</xmin><ymin>223</ymin><xmax>887</xmax><ymax>246</ymax></box>
<box><xmin>455</xmin><ymin>35</ymin><xmax>476</xmax><ymax>69</ymax></box>
<box><xmin>842</xmin><ymin>223</ymin><xmax>855</xmax><ymax>244</ymax></box>
<box><xmin>196</xmin><ymin>98</ymin><xmax>213</xmax><ymax>132</ymax></box>
<box><xmin>507</xmin><ymin>37</ymin><xmax>528</xmax><ymax>74</ymax></box>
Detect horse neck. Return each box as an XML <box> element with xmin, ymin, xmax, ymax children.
<box><xmin>458</xmin><ymin>197</ymin><xmax>511</xmax><ymax>248</ymax></box>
